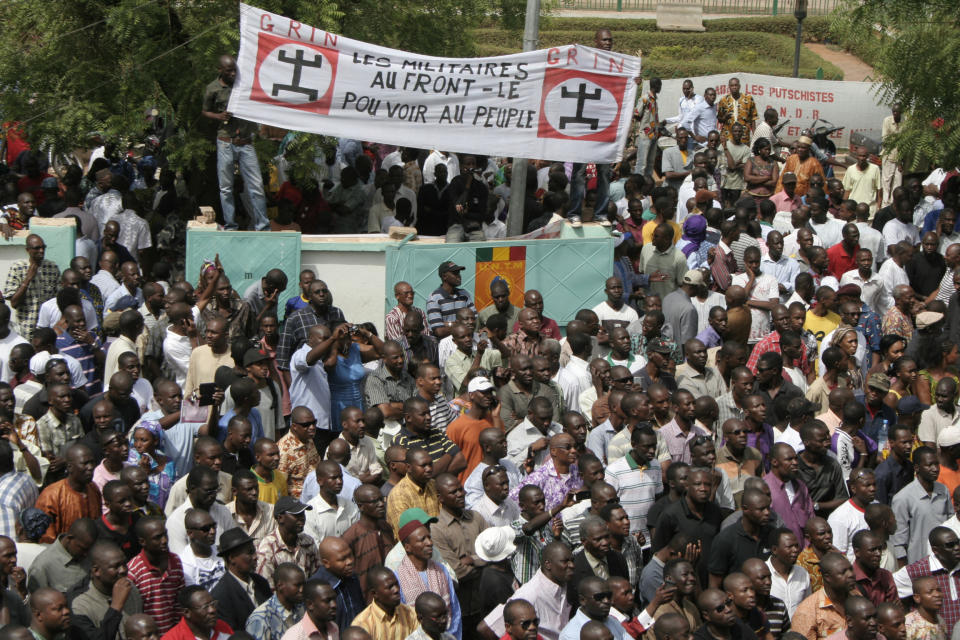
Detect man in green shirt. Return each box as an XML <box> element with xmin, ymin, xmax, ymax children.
<box><xmin>201</xmin><ymin>55</ymin><xmax>268</xmax><ymax>231</ymax></box>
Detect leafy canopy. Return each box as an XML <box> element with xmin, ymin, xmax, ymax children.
<box><xmin>833</xmin><ymin>0</ymin><xmax>960</xmax><ymax>170</ymax></box>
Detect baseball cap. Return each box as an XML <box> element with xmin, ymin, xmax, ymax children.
<box><xmin>273</xmin><ymin>496</ymin><xmax>312</xmax><ymax>517</ymax></box>
<box><xmin>866</xmin><ymin>372</ymin><xmax>891</xmax><ymax>393</ymax></box>
<box><xmin>40</xmin><ymin>177</ymin><xmax>58</xmax><ymax>190</ymax></box>
<box><xmin>646</xmin><ymin>337</ymin><xmax>674</xmax><ymax>355</ymax></box>
<box><xmin>897</xmin><ymin>395</ymin><xmax>929</xmax><ymax>415</ymax></box>
<box><xmin>683</xmin><ymin>270</ymin><xmax>705</xmax><ymax>286</ymax></box>
<box><xmin>916</xmin><ymin>311</ymin><xmax>944</xmax><ymax>330</ymax></box>
<box><xmin>438</xmin><ymin>261</ymin><xmax>465</xmax><ymax>276</ymax></box>
<box><xmin>242</xmin><ymin>347</ymin><xmax>271</xmax><ymax>367</ymax></box>
<box><xmin>938</xmin><ymin>426</ymin><xmax>960</xmax><ymax>448</ymax></box>
<box><xmin>467</xmin><ymin>376</ymin><xmax>495</xmax><ymax>393</ymax></box>
<box><xmin>781</xmin><ymin>172</ymin><xmax>798</xmax><ymax>184</ymax></box>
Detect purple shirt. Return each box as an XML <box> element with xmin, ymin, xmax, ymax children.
<box><xmin>763</xmin><ymin>471</ymin><xmax>814</xmax><ymax>547</ymax></box>
<box><xmin>511</xmin><ymin>458</ymin><xmax>581</xmax><ymax>513</ymax></box>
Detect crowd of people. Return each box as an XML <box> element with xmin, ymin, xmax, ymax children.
<box><xmin>0</xmin><ymin>22</ymin><xmax>959</xmax><ymax>640</ymax></box>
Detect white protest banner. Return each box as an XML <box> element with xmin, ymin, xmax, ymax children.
<box><xmin>228</xmin><ymin>3</ymin><xmax>641</xmax><ymax>163</ymax></box>
<box><xmin>659</xmin><ymin>73</ymin><xmax>888</xmax><ymax>146</ymax></box>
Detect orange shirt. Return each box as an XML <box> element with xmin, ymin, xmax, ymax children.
<box><xmin>446</xmin><ymin>414</ymin><xmax>495</xmax><ymax>483</ymax></box>
<box><xmin>938</xmin><ymin>465</ymin><xmax>960</xmax><ymax>496</ymax></box>
<box><xmin>35</xmin><ymin>479</ymin><xmax>102</xmax><ymax>543</ymax></box>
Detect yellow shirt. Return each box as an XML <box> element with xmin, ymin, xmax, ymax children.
<box><xmin>252</xmin><ymin>468</ymin><xmax>288</xmax><ymax>504</ymax></box>
<box><xmin>641</xmin><ymin>219</ymin><xmax>682</xmax><ymax>246</ymax></box>
<box><xmin>803</xmin><ymin>310</ymin><xmax>841</xmax><ymax>350</ymax></box>
<box><xmin>353</xmin><ymin>601</ymin><xmax>419</xmax><ymax>640</ymax></box>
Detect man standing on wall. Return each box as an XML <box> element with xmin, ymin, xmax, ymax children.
<box><xmin>201</xmin><ymin>54</ymin><xmax>269</xmax><ymax>231</ymax></box>
<box><xmin>567</xmin><ymin>29</ymin><xmax>616</xmax><ymax>228</ymax></box>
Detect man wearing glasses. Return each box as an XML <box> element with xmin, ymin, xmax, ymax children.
<box><xmin>2</xmin><ymin>234</ymin><xmax>59</xmax><ymax>340</ymax></box>
<box><xmin>277</xmin><ymin>406</ymin><xmax>320</xmax><ymax>499</ymax></box>
<box><xmin>559</xmin><ymin>576</ymin><xmax>626</xmax><ymax>640</ymax></box>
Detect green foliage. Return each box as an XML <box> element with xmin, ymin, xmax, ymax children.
<box><xmin>832</xmin><ymin>0</ymin><xmax>960</xmax><ymax>169</ymax></box>
<box><xmin>473</xmin><ymin>29</ymin><xmax>842</xmax><ymax>78</ymax></box>
<box><xmin>0</xmin><ymin>0</ymin><xmax>487</xmax><ymax>182</ymax></box>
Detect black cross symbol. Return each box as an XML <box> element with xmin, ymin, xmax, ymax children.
<box><xmin>271</xmin><ymin>49</ymin><xmax>324</xmax><ymax>101</ymax></box>
<box><xmin>558</xmin><ymin>82</ymin><xmax>602</xmax><ymax>130</ymax></box>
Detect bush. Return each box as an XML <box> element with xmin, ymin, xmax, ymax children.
<box><xmin>473</xmin><ymin>30</ymin><xmax>843</xmax><ymax>79</ymax></box>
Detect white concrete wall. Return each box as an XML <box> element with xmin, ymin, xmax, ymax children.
<box><xmin>300</xmin><ymin>245</ymin><xmax>387</xmax><ymax>336</ymax></box>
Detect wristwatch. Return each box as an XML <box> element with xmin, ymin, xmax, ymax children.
<box><xmin>813</xmin><ymin>501</ymin><xmax>820</xmax><ymax>512</ymax></box>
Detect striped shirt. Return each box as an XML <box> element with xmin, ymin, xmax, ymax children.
<box><xmin>425</xmin><ymin>287</ymin><xmax>475</xmax><ymax>332</ymax></box>
<box><xmin>363</xmin><ymin>362</ymin><xmax>416</xmax><ymax>408</ymax></box>
<box><xmin>510</xmin><ymin>516</ymin><xmax>556</xmax><ymax>585</ymax></box>
<box><xmin>126</xmin><ymin>551</ymin><xmax>185</xmax><ymax>633</ymax></box>
<box><xmin>56</xmin><ymin>331</ymin><xmax>103</xmax><ymax>394</ymax></box>
<box><xmin>604</xmin><ymin>452</ymin><xmax>662</xmax><ymax>539</ymax></box>
<box><xmin>0</xmin><ymin>470</ymin><xmax>37</xmax><ymax>538</ymax></box>
<box><xmin>342</xmin><ymin>518</ymin><xmax>396</xmax><ymax>591</ymax></box>
<box><xmin>394</xmin><ymin>427</ymin><xmax>459</xmax><ymax>464</ymax></box>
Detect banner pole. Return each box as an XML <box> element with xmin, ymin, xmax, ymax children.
<box><xmin>506</xmin><ymin>0</ymin><xmax>541</xmax><ymax>237</ymax></box>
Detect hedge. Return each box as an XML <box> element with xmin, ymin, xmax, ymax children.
<box><xmin>479</xmin><ymin>15</ymin><xmax>833</xmax><ymax>41</ymax></box>
<box><xmin>472</xmin><ymin>29</ymin><xmax>843</xmax><ymax>79</ymax></box>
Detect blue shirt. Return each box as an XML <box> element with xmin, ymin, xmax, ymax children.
<box><xmin>875</xmin><ymin>452</ymin><xmax>914</xmax><ymax>505</ymax></box>
<box><xmin>217</xmin><ymin>408</ymin><xmax>264</xmax><ymax>451</ymax></box>
<box><xmin>309</xmin><ymin>566</ymin><xmax>366</xmax><ymax>629</ymax></box>
<box><xmin>245</xmin><ymin>593</ymin><xmax>305</xmax><ymax>640</ymax></box>
<box><xmin>559</xmin><ymin>610</ymin><xmax>626</xmax><ymax>640</ymax></box>
<box><xmin>862</xmin><ymin>402</ymin><xmax>897</xmax><ymax>441</ymax></box>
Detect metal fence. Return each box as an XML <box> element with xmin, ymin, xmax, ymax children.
<box><xmin>559</xmin><ymin>0</ymin><xmax>840</xmax><ymax>14</ymax></box>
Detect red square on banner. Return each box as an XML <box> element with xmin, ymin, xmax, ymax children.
<box><xmin>249</xmin><ymin>31</ymin><xmax>338</xmax><ymax>115</ymax></box>
<box><xmin>538</xmin><ymin>67</ymin><xmax>626</xmax><ymax>142</ymax></box>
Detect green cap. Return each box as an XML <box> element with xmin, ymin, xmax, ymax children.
<box><xmin>398</xmin><ymin>507</ymin><xmax>438</xmax><ymax>531</ymax></box>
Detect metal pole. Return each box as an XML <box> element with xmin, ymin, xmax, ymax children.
<box><xmin>506</xmin><ymin>0</ymin><xmax>540</xmax><ymax>237</ymax></box>
<box><xmin>792</xmin><ymin>18</ymin><xmax>803</xmax><ymax>77</ymax></box>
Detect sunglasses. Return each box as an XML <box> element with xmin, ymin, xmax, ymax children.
<box><xmin>714</xmin><ymin>597</ymin><xmax>733</xmax><ymax>613</ymax></box>
<box><xmin>518</xmin><ymin>618</ymin><xmax>540</xmax><ymax>629</ymax></box>
<box><xmin>294</xmin><ymin>420</ymin><xmax>318</xmax><ymax>427</ymax></box>
<box><xmin>482</xmin><ymin>465</ymin><xmax>507</xmax><ymax>479</ymax></box>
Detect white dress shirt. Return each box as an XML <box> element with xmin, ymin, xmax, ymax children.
<box><xmin>472</xmin><ymin>494</ymin><xmax>521</xmax><ymax>527</ymax></box>
<box><xmin>162</xmin><ymin>331</ymin><xmax>193</xmax><ymax>388</ymax></box>
<box><xmin>304</xmin><ymin>494</ymin><xmax>360</xmax><ymax>542</ymax></box>
<box><xmin>464</xmin><ymin>458</ymin><xmax>524</xmax><ymax>508</ymax></box>
<box><xmin>877</xmin><ymin>259</ymin><xmax>909</xmax><ymax>315</ymax></box>
<box><xmin>766</xmin><ymin>558</ymin><xmax>811</xmax><ymax>616</ymax></box>
<box><xmin>760</xmin><ymin>254</ymin><xmax>802</xmax><ymax>300</ymax></box>
<box><xmin>839</xmin><ymin>269</ymin><xmax>888</xmax><ymax>314</ymax></box>
<box><xmin>854</xmin><ymin>222</ymin><xmax>886</xmax><ymax>267</ymax></box>
<box><xmin>666</xmin><ymin>93</ymin><xmax>704</xmax><ymax>127</ymax></box>
<box><xmin>289</xmin><ymin>343</ymin><xmax>332</xmax><ymax>431</ymax></box>
<box><xmin>506</xmin><ymin>418</ymin><xmax>562</xmax><ymax>469</ymax></box>
<box><xmin>89</xmin><ymin>270</ymin><xmax>120</xmax><ymax>300</ymax></box>
<box><xmin>810</xmin><ymin>217</ymin><xmax>845</xmax><ymax>247</ymax></box>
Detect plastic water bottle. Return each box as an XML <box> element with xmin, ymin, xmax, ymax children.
<box><xmin>877</xmin><ymin>419</ymin><xmax>889</xmax><ymax>457</ymax></box>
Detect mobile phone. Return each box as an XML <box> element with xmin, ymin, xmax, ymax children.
<box><xmin>197</xmin><ymin>383</ymin><xmax>217</xmax><ymax>406</ymax></box>
<box><xmin>574</xmin><ymin>490</ymin><xmax>591</xmax><ymax>502</ymax></box>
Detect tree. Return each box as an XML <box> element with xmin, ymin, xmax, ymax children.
<box><xmin>833</xmin><ymin>0</ymin><xmax>960</xmax><ymax>171</ymax></box>
<box><xmin>0</xmin><ymin>0</ymin><xmax>489</xmax><ymax>177</ymax></box>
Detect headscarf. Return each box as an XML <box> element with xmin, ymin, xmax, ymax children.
<box><xmin>126</xmin><ymin>419</ymin><xmax>165</xmax><ymax>467</ymax></box>
<box><xmin>680</xmin><ymin>215</ymin><xmax>708</xmax><ymax>258</ymax></box>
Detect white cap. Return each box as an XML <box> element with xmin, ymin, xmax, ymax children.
<box><xmin>29</xmin><ymin>352</ymin><xmax>53</xmax><ymax>377</ymax></box>
<box><xmin>474</xmin><ymin>526</ymin><xmax>517</xmax><ymax>563</ymax></box>
<box><xmin>467</xmin><ymin>376</ymin><xmax>494</xmax><ymax>393</ymax></box>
